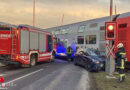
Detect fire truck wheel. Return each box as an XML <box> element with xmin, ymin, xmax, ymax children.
<box><xmin>30</xmin><ymin>56</ymin><xmax>36</xmax><ymax>67</ymax></box>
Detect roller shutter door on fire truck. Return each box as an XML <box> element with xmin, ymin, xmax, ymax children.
<box><xmin>30</xmin><ymin>32</ymin><xmax>39</xmax><ymax>50</ymax></box>
<box><xmin>39</xmin><ymin>34</ymin><xmax>46</xmax><ymax>52</ymax></box>
<box><xmin>20</xmin><ymin>30</ymin><xmax>29</xmax><ymax>54</ymax></box>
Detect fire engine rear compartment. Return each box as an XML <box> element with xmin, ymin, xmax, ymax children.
<box><xmin>20</xmin><ymin>30</ymin><xmax>47</xmax><ymax>54</ymax></box>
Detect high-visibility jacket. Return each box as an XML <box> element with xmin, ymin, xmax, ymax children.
<box><xmin>67</xmin><ymin>47</ymin><xmax>73</xmax><ymax>54</ymax></box>
<box><xmin>115</xmin><ymin>47</ymin><xmax>126</xmax><ymax>67</ymax></box>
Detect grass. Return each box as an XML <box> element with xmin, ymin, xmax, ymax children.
<box><xmin>91</xmin><ymin>71</ymin><xmax>130</xmax><ymax>90</ymax></box>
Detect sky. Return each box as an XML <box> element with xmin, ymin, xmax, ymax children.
<box><xmin>0</xmin><ymin>0</ymin><xmax>130</xmax><ymax>29</ymax></box>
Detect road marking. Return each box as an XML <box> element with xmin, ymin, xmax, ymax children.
<box><xmin>0</xmin><ymin>74</ymin><xmax>5</xmax><ymax>76</ymax></box>
<box><xmin>5</xmin><ymin>69</ymin><xmax>43</xmax><ymax>84</ymax></box>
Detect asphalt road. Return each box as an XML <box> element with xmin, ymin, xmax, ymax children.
<box><xmin>0</xmin><ymin>59</ymin><xmax>91</xmax><ymax>90</ymax></box>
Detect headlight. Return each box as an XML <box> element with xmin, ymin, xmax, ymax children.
<box><xmin>92</xmin><ymin>59</ymin><xmax>100</xmax><ymax>64</ymax></box>
<box><xmin>59</xmin><ymin>53</ymin><xmax>66</xmax><ymax>56</ymax></box>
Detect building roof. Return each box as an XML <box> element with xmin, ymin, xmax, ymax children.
<box><xmin>117</xmin><ymin>12</ymin><xmax>130</xmax><ymax>19</ymax></box>
<box><xmin>46</xmin><ymin>12</ymin><xmax>130</xmax><ymax>30</ymax></box>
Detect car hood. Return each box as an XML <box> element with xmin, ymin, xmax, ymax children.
<box><xmin>87</xmin><ymin>56</ymin><xmax>105</xmax><ymax>62</ymax></box>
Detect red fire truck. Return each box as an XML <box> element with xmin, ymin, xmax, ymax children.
<box><xmin>0</xmin><ymin>23</ymin><xmax>55</xmax><ymax>67</ymax></box>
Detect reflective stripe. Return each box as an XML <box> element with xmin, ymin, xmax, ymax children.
<box><xmin>119</xmin><ymin>53</ymin><xmax>126</xmax><ymax>55</ymax></box>
<box><xmin>120</xmin><ymin>59</ymin><xmax>125</xmax><ymax>69</ymax></box>
<box><xmin>120</xmin><ymin>74</ymin><xmax>125</xmax><ymax>77</ymax></box>
<box><xmin>67</xmin><ymin>49</ymin><xmax>72</xmax><ymax>54</ymax></box>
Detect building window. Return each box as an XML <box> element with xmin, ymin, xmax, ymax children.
<box><xmin>55</xmin><ymin>30</ymin><xmax>60</xmax><ymax>35</ymax></box>
<box><xmin>90</xmin><ymin>23</ymin><xmax>98</xmax><ymax>28</ymax></box>
<box><xmin>77</xmin><ymin>36</ymin><xmax>84</xmax><ymax>44</ymax></box>
<box><xmin>100</xmin><ymin>26</ymin><xmax>105</xmax><ymax>30</ymax></box>
<box><xmin>61</xmin><ymin>28</ymin><xmax>69</xmax><ymax>34</ymax></box>
<box><xmin>119</xmin><ymin>23</ymin><xmax>127</xmax><ymax>28</ymax></box>
<box><xmin>78</xmin><ymin>25</ymin><xmax>86</xmax><ymax>33</ymax></box>
<box><xmin>86</xmin><ymin>35</ymin><xmax>96</xmax><ymax>44</ymax></box>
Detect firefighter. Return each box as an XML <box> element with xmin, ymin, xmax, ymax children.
<box><xmin>67</xmin><ymin>45</ymin><xmax>73</xmax><ymax>62</ymax></box>
<box><xmin>115</xmin><ymin>43</ymin><xmax>127</xmax><ymax>82</ymax></box>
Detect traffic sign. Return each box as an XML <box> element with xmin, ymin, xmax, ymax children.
<box><xmin>106</xmin><ymin>43</ymin><xmax>115</xmax><ymax>59</ymax></box>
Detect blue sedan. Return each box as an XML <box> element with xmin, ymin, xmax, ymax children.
<box><xmin>74</xmin><ymin>49</ymin><xmax>105</xmax><ymax>72</ymax></box>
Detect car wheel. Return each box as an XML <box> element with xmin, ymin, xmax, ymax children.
<box><xmin>74</xmin><ymin>59</ymin><xmax>78</xmax><ymax>65</ymax></box>
<box><xmin>96</xmin><ymin>67</ymin><xmax>101</xmax><ymax>72</ymax></box>
<box><xmin>85</xmin><ymin>64</ymin><xmax>91</xmax><ymax>71</ymax></box>
<box><xmin>74</xmin><ymin>61</ymin><xmax>78</xmax><ymax>65</ymax></box>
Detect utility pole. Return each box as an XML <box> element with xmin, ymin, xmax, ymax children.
<box><xmin>106</xmin><ymin>0</ymin><xmax>115</xmax><ymax>76</ymax></box>
<box><xmin>33</xmin><ymin>0</ymin><xmax>35</xmax><ymax>26</ymax></box>
<box><xmin>115</xmin><ymin>5</ymin><xmax>117</xmax><ymax>15</ymax></box>
<box><xmin>110</xmin><ymin>0</ymin><xmax>113</xmax><ymax>21</ymax></box>
<box><xmin>61</xmin><ymin>14</ymin><xmax>64</xmax><ymax>26</ymax></box>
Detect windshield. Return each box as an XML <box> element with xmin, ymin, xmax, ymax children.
<box><xmin>95</xmin><ymin>50</ymin><xmax>106</xmax><ymax>56</ymax></box>
<box><xmin>86</xmin><ymin>50</ymin><xmax>98</xmax><ymax>56</ymax></box>
<box><xmin>99</xmin><ymin>52</ymin><xmax>106</xmax><ymax>56</ymax></box>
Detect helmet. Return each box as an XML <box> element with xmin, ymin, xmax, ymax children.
<box><xmin>117</xmin><ymin>43</ymin><xmax>123</xmax><ymax>48</ymax></box>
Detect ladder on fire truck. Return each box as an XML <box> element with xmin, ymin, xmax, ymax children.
<box><xmin>11</xmin><ymin>28</ymin><xmax>17</xmax><ymax>60</ymax></box>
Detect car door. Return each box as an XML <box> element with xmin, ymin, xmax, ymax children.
<box><xmin>75</xmin><ymin>54</ymin><xmax>82</xmax><ymax>65</ymax></box>
<box><xmin>81</xmin><ymin>52</ymin><xmax>90</xmax><ymax>66</ymax></box>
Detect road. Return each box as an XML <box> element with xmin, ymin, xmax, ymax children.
<box><xmin>0</xmin><ymin>59</ymin><xmax>91</xmax><ymax>90</ymax></box>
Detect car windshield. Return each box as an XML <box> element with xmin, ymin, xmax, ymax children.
<box><xmin>95</xmin><ymin>50</ymin><xmax>106</xmax><ymax>56</ymax></box>
<box><xmin>99</xmin><ymin>52</ymin><xmax>106</xmax><ymax>56</ymax></box>
<box><xmin>86</xmin><ymin>50</ymin><xmax>98</xmax><ymax>56</ymax></box>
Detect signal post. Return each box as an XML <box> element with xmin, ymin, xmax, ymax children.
<box><xmin>105</xmin><ymin>22</ymin><xmax>117</xmax><ymax>75</ymax></box>
<box><xmin>105</xmin><ymin>0</ymin><xmax>117</xmax><ymax>76</ymax></box>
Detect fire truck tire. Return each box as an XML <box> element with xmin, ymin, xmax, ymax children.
<box><xmin>21</xmin><ymin>54</ymin><xmax>37</xmax><ymax>68</ymax></box>
<box><xmin>30</xmin><ymin>55</ymin><xmax>36</xmax><ymax>67</ymax></box>
<box><xmin>21</xmin><ymin>64</ymin><xmax>30</xmax><ymax>68</ymax></box>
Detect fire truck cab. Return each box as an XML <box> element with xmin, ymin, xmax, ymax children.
<box><xmin>0</xmin><ymin>23</ymin><xmax>54</xmax><ymax>67</ymax></box>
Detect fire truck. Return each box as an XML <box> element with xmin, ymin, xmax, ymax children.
<box><xmin>0</xmin><ymin>23</ymin><xmax>55</xmax><ymax>67</ymax></box>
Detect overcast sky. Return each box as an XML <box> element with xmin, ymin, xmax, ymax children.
<box><xmin>0</xmin><ymin>0</ymin><xmax>129</xmax><ymax>28</ymax></box>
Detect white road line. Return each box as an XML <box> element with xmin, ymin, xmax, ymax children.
<box><xmin>0</xmin><ymin>74</ymin><xmax>5</xmax><ymax>76</ymax></box>
<box><xmin>6</xmin><ymin>69</ymin><xmax>43</xmax><ymax>84</ymax></box>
